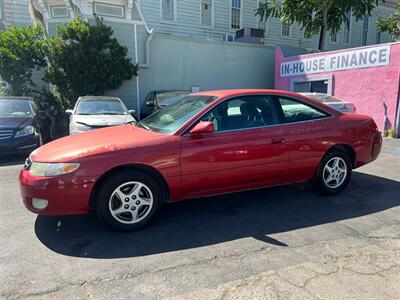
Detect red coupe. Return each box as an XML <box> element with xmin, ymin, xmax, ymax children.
<box><xmin>20</xmin><ymin>90</ymin><xmax>382</xmax><ymax>231</ymax></box>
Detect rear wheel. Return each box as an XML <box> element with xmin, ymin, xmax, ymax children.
<box><xmin>96</xmin><ymin>170</ymin><xmax>162</xmax><ymax>231</ymax></box>
<box><xmin>313</xmin><ymin>150</ymin><xmax>352</xmax><ymax>195</ymax></box>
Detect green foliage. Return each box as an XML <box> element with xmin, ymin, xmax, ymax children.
<box><xmin>44</xmin><ymin>17</ymin><xmax>138</xmax><ymax>107</ymax></box>
<box><xmin>389</xmin><ymin>127</ymin><xmax>397</xmax><ymax>138</ymax></box>
<box><xmin>377</xmin><ymin>3</ymin><xmax>400</xmax><ymax>41</ymax></box>
<box><xmin>256</xmin><ymin>0</ymin><xmax>382</xmax><ymax>50</ymax></box>
<box><xmin>0</xmin><ymin>25</ymin><xmax>47</xmax><ymax>96</ymax></box>
<box><xmin>32</xmin><ymin>88</ymin><xmax>70</xmax><ymax>141</ymax></box>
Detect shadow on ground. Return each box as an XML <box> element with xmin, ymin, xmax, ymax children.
<box><xmin>35</xmin><ymin>172</ymin><xmax>400</xmax><ymax>258</ymax></box>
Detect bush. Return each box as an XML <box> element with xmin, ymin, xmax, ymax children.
<box><xmin>0</xmin><ymin>26</ymin><xmax>47</xmax><ymax>96</ymax></box>
<box><xmin>32</xmin><ymin>89</ymin><xmax>69</xmax><ymax>142</ymax></box>
<box><xmin>45</xmin><ymin>17</ymin><xmax>138</xmax><ymax>107</ymax></box>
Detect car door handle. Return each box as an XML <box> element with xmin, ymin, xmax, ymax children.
<box><xmin>271</xmin><ymin>138</ymin><xmax>286</xmax><ymax>144</ymax></box>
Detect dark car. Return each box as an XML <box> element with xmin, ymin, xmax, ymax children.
<box><xmin>140</xmin><ymin>90</ymin><xmax>190</xmax><ymax>119</ymax></box>
<box><xmin>0</xmin><ymin>97</ymin><xmax>42</xmax><ymax>155</ymax></box>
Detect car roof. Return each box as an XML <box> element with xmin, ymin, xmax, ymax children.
<box><xmin>78</xmin><ymin>96</ymin><xmax>122</xmax><ymax>101</ymax></box>
<box><xmin>192</xmin><ymin>89</ymin><xmax>304</xmax><ymax>98</ymax></box>
<box><xmin>154</xmin><ymin>90</ymin><xmax>190</xmax><ymax>94</ymax></box>
<box><xmin>0</xmin><ymin>96</ymin><xmax>33</xmax><ymax>101</ymax></box>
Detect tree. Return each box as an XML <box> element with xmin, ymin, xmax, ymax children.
<box><xmin>256</xmin><ymin>0</ymin><xmax>382</xmax><ymax>51</ymax></box>
<box><xmin>377</xmin><ymin>3</ymin><xmax>400</xmax><ymax>41</ymax></box>
<box><xmin>45</xmin><ymin>17</ymin><xmax>138</xmax><ymax>106</ymax></box>
<box><xmin>0</xmin><ymin>26</ymin><xmax>47</xmax><ymax>96</ymax></box>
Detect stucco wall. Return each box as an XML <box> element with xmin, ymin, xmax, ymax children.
<box><xmin>275</xmin><ymin>43</ymin><xmax>400</xmax><ymax>132</ymax></box>
<box><xmin>139</xmin><ymin>33</ymin><xmax>276</xmax><ymax>106</ymax></box>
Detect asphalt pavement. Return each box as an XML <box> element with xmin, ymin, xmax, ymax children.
<box><xmin>0</xmin><ymin>139</ymin><xmax>399</xmax><ymax>299</ymax></box>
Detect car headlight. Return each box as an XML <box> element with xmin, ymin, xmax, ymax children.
<box><xmin>15</xmin><ymin>126</ymin><xmax>34</xmax><ymax>137</ymax></box>
<box><xmin>71</xmin><ymin>122</ymin><xmax>90</xmax><ymax>133</ymax></box>
<box><xmin>29</xmin><ymin>162</ymin><xmax>80</xmax><ymax>176</ymax></box>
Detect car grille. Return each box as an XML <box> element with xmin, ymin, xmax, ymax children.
<box><xmin>0</xmin><ymin>129</ymin><xmax>14</xmax><ymax>140</ymax></box>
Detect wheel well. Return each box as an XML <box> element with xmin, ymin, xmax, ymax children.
<box><xmin>89</xmin><ymin>164</ymin><xmax>170</xmax><ymax>210</ymax></box>
<box><xmin>327</xmin><ymin>144</ymin><xmax>356</xmax><ymax>168</ymax></box>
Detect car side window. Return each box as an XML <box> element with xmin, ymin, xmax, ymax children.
<box><xmin>200</xmin><ymin>96</ymin><xmax>280</xmax><ymax>132</ymax></box>
<box><xmin>278</xmin><ymin>97</ymin><xmax>330</xmax><ymax>123</ymax></box>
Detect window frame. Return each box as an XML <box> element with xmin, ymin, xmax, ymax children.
<box><xmin>281</xmin><ymin>21</ymin><xmax>290</xmax><ymax>37</ymax></box>
<box><xmin>50</xmin><ymin>5</ymin><xmax>70</xmax><ymax>18</ymax></box>
<box><xmin>160</xmin><ymin>0</ymin><xmax>177</xmax><ymax>23</ymax></box>
<box><xmin>93</xmin><ymin>2</ymin><xmax>125</xmax><ymax>18</ymax></box>
<box><xmin>230</xmin><ymin>0</ymin><xmax>242</xmax><ymax>30</ymax></box>
<box><xmin>275</xmin><ymin>96</ymin><xmax>332</xmax><ymax>124</ymax></box>
<box><xmin>200</xmin><ymin>0</ymin><xmax>214</xmax><ymax>27</ymax></box>
<box><xmin>183</xmin><ymin>95</ymin><xmax>283</xmax><ymax>135</ymax></box>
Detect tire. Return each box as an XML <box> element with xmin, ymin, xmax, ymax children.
<box><xmin>95</xmin><ymin>170</ymin><xmax>163</xmax><ymax>232</ymax></box>
<box><xmin>312</xmin><ymin>150</ymin><xmax>352</xmax><ymax>195</ymax></box>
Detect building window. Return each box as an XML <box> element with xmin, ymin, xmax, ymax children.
<box><xmin>161</xmin><ymin>0</ymin><xmax>176</xmax><ymax>21</ymax></box>
<box><xmin>201</xmin><ymin>0</ymin><xmax>212</xmax><ymax>26</ymax></box>
<box><xmin>51</xmin><ymin>6</ymin><xmax>70</xmax><ymax>18</ymax></box>
<box><xmin>361</xmin><ymin>15</ymin><xmax>369</xmax><ymax>46</ymax></box>
<box><xmin>342</xmin><ymin>10</ymin><xmax>351</xmax><ymax>44</ymax></box>
<box><xmin>94</xmin><ymin>3</ymin><xmax>125</xmax><ymax>18</ymax></box>
<box><xmin>231</xmin><ymin>0</ymin><xmax>241</xmax><ymax>29</ymax></box>
<box><xmin>376</xmin><ymin>31</ymin><xmax>381</xmax><ymax>44</ymax></box>
<box><xmin>281</xmin><ymin>21</ymin><xmax>290</xmax><ymax>36</ymax></box>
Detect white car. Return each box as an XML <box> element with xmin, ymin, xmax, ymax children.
<box><xmin>66</xmin><ymin>96</ymin><xmax>136</xmax><ymax>135</ymax></box>
<box><xmin>301</xmin><ymin>93</ymin><xmax>356</xmax><ymax>113</ymax></box>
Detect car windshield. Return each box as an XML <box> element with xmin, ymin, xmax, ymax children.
<box><xmin>303</xmin><ymin>93</ymin><xmax>344</xmax><ymax>103</ymax></box>
<box><xmin>157</xmin><ymin>91</ymin><xmax>191</xmax><ymax>106</ymax></box>
<box><xmin>76</xmin><ymin>99</ymin><xmax>127</xmax><ymax>115</ymax></box>
<box><xmin>0</xmin><ymin>99</ymin><xmax>34</xmax><ymax>117</ymax></box>
<box><xmin>139</xmin><ymin>95</ymin><xmax>216</xmax><ymax>134</ymax></box>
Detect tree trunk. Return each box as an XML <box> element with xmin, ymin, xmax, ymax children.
<box><xmin>318</xmin><ymin>24</ymin><xmax>325</xmax><ymax>51</ymax></box>
<box><xmin>318</xmin><ymin>7</ymin><xmax>329</xmax><ymax>51</ymax></box>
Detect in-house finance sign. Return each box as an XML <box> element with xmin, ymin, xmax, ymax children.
<box><xmin>280</xmin><ymin>45</ymin><xmax>391</xmax><ymax>77</ymax></box>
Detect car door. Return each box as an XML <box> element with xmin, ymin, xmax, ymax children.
<box><xmin>180</xmin><ymin>95</ymin><xmax>290</xmax><ymax>198</ymax></box>
<box><xmin>275</xmin><ymin>96</ymin><xmax>336</xmax><ymax>182</ymax></box>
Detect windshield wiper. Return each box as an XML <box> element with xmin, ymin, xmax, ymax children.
<box><xmin>136</xmin><ymin>122</ymin><xmax>151</xmax><ymax>131</ymax></box>
<box><xmin>99</xmin><ymin>113</ymin><xmax>122</xmax><ymax>115</ymax></box>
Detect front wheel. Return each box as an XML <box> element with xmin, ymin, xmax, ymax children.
<box><xmin>96</xmin><ymin>170</ymin><xmax>162</xmax><ymax>232</ymax></box>
<box><xmin>313</xmin><ymin>150</ymin><xmax>352</xmax><ymax>195</ymax></box>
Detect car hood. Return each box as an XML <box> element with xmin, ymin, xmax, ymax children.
<box><xmin>0</xmin><ymin>116</ymin><xmax>32</xmax><ymax>129</ymax></box>
<box><xmin>73</xmin><ymin>114</ymin><xmax>134</xmax><ymax>127</ymax></box>
<box><xmin>30</xmin><ymin>125</ymin><xmax>165</xmax><ymax>162</ymax></box>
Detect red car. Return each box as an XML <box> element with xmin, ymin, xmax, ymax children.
<box><xmin>20</xmin><ymin>90</ymin><xmax>382</xmax><ymax>231</ymax></box>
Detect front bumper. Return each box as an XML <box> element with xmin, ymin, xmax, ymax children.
<box><xmin>0</xmin><ymin>133</ymin><xmax>39</xmax><ymax>155</ymax></box>
<box><xmin>19</xmin><ymin>169</ymin><xmax>95</xmax><ymax>215</ymax></box>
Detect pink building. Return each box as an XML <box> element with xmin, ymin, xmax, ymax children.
<box><xmin>275</xmin><ymin>43</ymin><xmax>400</xmax><ymax>134</ymax></box>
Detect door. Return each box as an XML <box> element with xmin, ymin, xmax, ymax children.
<box><xmin>275</xmin><ymin>96</ymin><xmax>335</xmax><ymax>182</ymax></box>
<box><xmin>180</xmin><ymin>95</ymin><xmax>289</xmax><ymax>197</ymax></box>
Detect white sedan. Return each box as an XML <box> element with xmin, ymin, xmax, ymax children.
<box><xmin>300</xmin><ymin>93</ymin><xmax>356</xmax><ymax>113</ymax></box>
<box><xmin>66</xmin><ymin>96</ymin><xmax>136</xmax><ymax>135</ymax></box>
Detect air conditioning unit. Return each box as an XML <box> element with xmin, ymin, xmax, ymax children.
<box><xmin>235</xmin><ymin>28</ymin><xmax>265</xmax><ymax>44</ymax></box>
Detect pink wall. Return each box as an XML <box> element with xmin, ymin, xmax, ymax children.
<box><xmin>275</xmin><ymin>43</ymin><xmax>400</xmax><ymax>132</ymax></box>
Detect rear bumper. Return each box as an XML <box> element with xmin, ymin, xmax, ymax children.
<box><xmin>371</xmin><ymin>132</ymin><xmax>382</xmax><ymax>162</ymax></box>
<box><xmin>19</xmin><ymin>169</ymin><xmax>94</xmax><ymax>216</ymax></box>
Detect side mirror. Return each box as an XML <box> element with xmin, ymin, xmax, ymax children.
<box><xmin>190</xmin><ymin>121</ymin><xmax>214</xmax><ymax>135</ymax></box>
<box><xmin>145</xmin><ymin>100</ymin><xmax>155</xmax><ymax>106</ymax></box>
<box><xmin>128</xmin><ymin>109</ymin><xmax>136</xmax><ymax>116</ymax></box>
<box><xmin>65</xmin><ymin>109</ymin><xmax>73</xmax><ymax>114</ymax></box>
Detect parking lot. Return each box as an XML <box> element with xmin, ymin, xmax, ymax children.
<box><xmin>0</xmin><ymin>139</ymin><xmax>399</xmax><ymax>299</ymax></box>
